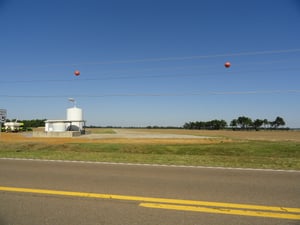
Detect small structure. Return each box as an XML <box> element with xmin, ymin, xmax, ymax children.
<box><xmin>44</xmin><ymin>106</ymin><xmax>86</xmax><ymax>134</ymax></box>
<box><xmin>33</xmin><ymin>100</ymin><xmax>86</xmax><ymax>137</ymax></box>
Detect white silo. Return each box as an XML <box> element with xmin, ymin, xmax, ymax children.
<box><xmin>67</xmin><ymin>106</ymin><xmax>83</xmax><ymax>121</ymax></box>
<box><xmin>66</xmin><ymin>106</ymin><xmax>84</xmax><ymax>131</ymax></box>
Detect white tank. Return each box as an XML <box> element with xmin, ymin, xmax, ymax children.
<box><xmin>66</xmin><ymin>107</ymin><xmax>84</xmax><ymax>131</ymax></box>
<box><xmin>67</xmin><ymin>107</ymin><xmax>83</xmax><ymax>121</ymax></box>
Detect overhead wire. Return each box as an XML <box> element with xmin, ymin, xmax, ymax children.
<box><xmin>2</xmin><ymin>48</ymin><xmax>300</xmax><ymax>69</ymax></box>
<box><xmin>78</xmin><ymin>48</ymin><xmax>300</xmax><ymax>66</ymax></box>
<box><xmin>2</xmin><ymin>65</ymin><xmax>300</xmax><ymax>84</ymax></box>
<box><xmin>0</xmin><ymin>90</ymin><xmax>300</xmax><ymax>98</ymax></box>
<box><xmin>1</xmin><ymin>48</ymin><xmax>299</xmax><ymax>98</ymax></box>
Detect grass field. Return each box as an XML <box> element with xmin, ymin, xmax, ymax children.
<box><xmin>0</xmin><ymin>129</ymin><xmax>300</xmax><ymax>170</ymax></box>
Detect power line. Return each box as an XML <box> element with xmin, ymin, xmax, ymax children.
<box><xmin>3</xmin><ymin>48</ymin><xmax>300</xmax><ymax>69</ymax></box>
<box><xmin>2</xmin><ymin>66</ymin><xmax>300</xmax><ymax>84</ymax></box>
<box><xmin>79</xmin><ymin>48</ymin><xmax>300</xmax><ymax>66</ymax></box>
<box><xmin>0</xmin><ymin>90</ymin><xmax>299</xmax><ymax>98</ymax></box>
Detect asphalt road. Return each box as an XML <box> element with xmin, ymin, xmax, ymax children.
<box><xmin>0</xmin><ymin>158</ymin><xmax>299</xmax><ymax>225</ymax></box>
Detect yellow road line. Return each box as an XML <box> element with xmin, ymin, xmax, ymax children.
<box><xmin>140</xmin><ymin>203</ymin><xmax>300</xmax><ymax>220</ymax></box>
<box><xmin>0</xmin><ymin>186</ymin><xmax>300</xmax><ymax>220</ymax></box>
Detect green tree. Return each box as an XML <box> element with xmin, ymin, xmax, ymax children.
<box><xmin>272</xmin><ymin>116</ymin><xmax>285</xmax><ymax>129</ymax></box>
<box><xmin>230</xmin><ymin>119</ymin><xmax>237</xmax><ymax>128</ymax></box>
<box><xmin>253</xmin><ymin>119</ymin><xmax>264</xmax><ymax>130</ymax></box>
<box><xmin>183</xmin><ymin>122</ymin><xmax>191</xmax><ymax>129</ymax></box>
<box><xmin>263</xmin><ymin>119</ymin><xmax>269</xmax><ymax>129</ymax></box>
<box><xmin>206</xmin><ymin>120</ymin><xmax>227</xmax><ymax>130</ymax></box>
<box><xmin>183</xmin><ymin>119</ymin><xmax>227</xmax><ymax>130</ymax></box>
<box><xmin>237</xmin><ymin>116</ymin><xmax>252</xmax><ymax>129</ymax></box>
<box><xmin>216</xmin><ymin>119</ymin><xmax>227</xmax><ymax>129</ymax></box>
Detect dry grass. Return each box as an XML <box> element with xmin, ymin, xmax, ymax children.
<box><xmin>130</xmin><ymin>129</ymin><xmax>300</xmax><ymax>142</ymax></box>
<box><xmin>1</xmin><ymin>129</ymin><xmax>299</xmax><ymax>169</ymax></box>
<box><xmin>1</xmin><ymin>129</ymin><xmax>300</xmax><ymax>144</ymax></box>
<box><xmin>0</xmin><ymin>133</ymin><xmax>227</xmax><ymax>145</ymax></box>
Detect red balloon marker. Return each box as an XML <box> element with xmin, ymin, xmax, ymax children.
<box><xmin>224</xmin><ymin>62</ymin><xmax>231</xmax><ymax>68</ymax></box>
<box><xmin>74</xmin><ymin>70</ymin><xmax>80</xmax><ymax>76</ymax></box>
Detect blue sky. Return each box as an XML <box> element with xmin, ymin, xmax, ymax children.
<box><xmin>0</xmin><ymin>0</ymin><xmax>300</xmax><ymax>127</ymax></box>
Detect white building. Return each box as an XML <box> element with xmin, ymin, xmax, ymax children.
<box><xmin>45</xmin><ymin>106</ymin><xmax>86</xmax><ymax>133</ymax></box>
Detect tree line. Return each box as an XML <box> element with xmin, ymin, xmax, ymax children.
<box><xmin>2</xmin><ymin>117</ymin><xmax>287</xmax><ymax>131</ymax></box>
<box><xmin>183</xmin><ymin>116</ymin><xmax>286</xmax><ymax>130</ymax></box>
<box><xmin>183</xmin><ymin>119</ymin><xmax>227</xmax><ymax>130</ymax></box>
